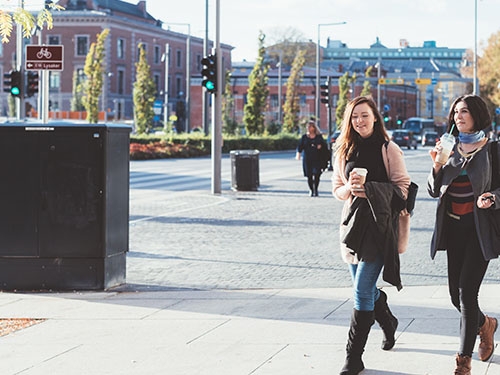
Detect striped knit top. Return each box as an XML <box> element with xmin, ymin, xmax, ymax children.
<box><xmin>447</xmin><ymin>169</ymin><xmax>474</xmax><ymax>218</ymax></box>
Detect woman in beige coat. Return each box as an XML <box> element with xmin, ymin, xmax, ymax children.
<box><xmin>332</xmin><ymin>96</ymin><xmax>410</xmax><ymax>375</ymax></box>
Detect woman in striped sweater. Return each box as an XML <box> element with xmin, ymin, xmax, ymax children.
<box><xmin>428</xmin><ymin>94</ymin><xmax>498</xmax><ymax>375</ymax></box>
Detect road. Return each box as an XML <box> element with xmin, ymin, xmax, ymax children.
<box><xmin>126</xmin><ymin>148</ymin><xmax>500</xmax><ymax>291</ymax></box>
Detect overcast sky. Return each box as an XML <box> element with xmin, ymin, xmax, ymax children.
<box><xmin>134</xmin><ymin>0</ymin><xmax>500</xmax><ymax>61</ymax></box>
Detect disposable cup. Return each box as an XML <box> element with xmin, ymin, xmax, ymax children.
<box><xmin>435</xmin><ymin>133</ymin><xmax>455</xmax><ymax>164</ymax></box>
<box><xmin>352</xmin><ymin>167</ymin><xmax>368</xmax><ymax>185</ymax></box>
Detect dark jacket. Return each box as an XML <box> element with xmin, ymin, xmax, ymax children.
<box><xmin>297</xmin><ymin>134</ymin><xmax>328</xmax><ymax>176</ymax></box>
<box><xmin>428</xmin><ymin>140</ymin><xmax>500</xmax><ymax>261</ymax></box>
<box><xmin>342</xmin><ymin>181</ymin><xmax>406</xmax><ymax>290</ymax></box>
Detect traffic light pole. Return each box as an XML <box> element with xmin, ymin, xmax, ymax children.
<box><xmin>211</xmin><ymin>0</ymin><xmax>222</xmax><ymax>195</ymax></box>
<box><xmin>15</xmin><ymin>21</ymin><xmax>24</xmax><ymax>121</ymax></box>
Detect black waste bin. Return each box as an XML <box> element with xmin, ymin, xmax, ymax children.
<box><xmin>0</xmin><ymin>122</ymin><xmax>131</xmax><ymax>291</ymax></box>
<box><xmin>230</xmin><ymin>150</ymin><xmax>260</xmax><ymax>191</ymax></box>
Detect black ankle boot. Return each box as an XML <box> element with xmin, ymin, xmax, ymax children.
<box><xmin>374</xmin><ymin>289</ymin><xmax>398</xmax><ymax>350</ymax></box>
<box><xmin>340</xmin><ymin>309</ymin><xmax>374</xmax><ymax>375</ymax></box>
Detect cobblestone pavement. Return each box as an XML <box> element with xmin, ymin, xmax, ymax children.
<box><xmin>125</xmin><ymin>150</ymin><xmax>500</xmax><ymax>291</ymax></box>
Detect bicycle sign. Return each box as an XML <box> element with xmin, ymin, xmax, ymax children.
<box><xmin>25</xmin><ymin>45</ymin><xmax>64</xmax><ymax>71</ymax></box>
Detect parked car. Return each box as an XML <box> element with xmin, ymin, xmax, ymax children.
<box><xmin>422</xmin><ymin>131</ymin><xmax>439</xmax><ymax>146</ymax></box>
<box><xmin>391</xmin><ymin>129</ymin><xmax>418</xmax><ymax>150</ymax></box>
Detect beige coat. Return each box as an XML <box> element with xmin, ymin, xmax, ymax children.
<box><xmin>332</xmin><ymin>141</ymin><xmax>411</xmax><ymax>264</ymax></box>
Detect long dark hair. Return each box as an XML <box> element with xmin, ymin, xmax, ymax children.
<box><xmin>447</xmin><ymin>94</ymin><xmax>491</xmax><ymax>135</ymax></box>
<box><xmin>334</xmin><ymin>96</ymin><xmax>389</xmax><ymax>159</ymax></box>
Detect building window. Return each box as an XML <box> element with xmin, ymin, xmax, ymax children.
<box><xmin>48</xmin><ymin>35</ymin><xmax>60</xmax><ymax>45</ymax></box>
<box><xmin>117</xmin><ymin>38</ymin><xmax>125</xmax><ymax>59</ymax></box>
<box><xmin>154</xmin><ymin>45</ymin><xmax>161</xmax><ymax>64</ymax></box>
<box><xmin>117</xmin><ymin>69</ymin><xmax>125</xmax><ymax>95</ymax></box>
<box><xmin>270</xmin><ymin>94</ymin><xmax>278</xmax><ymax>108</ymax></box>
<box><xmin>176</xmin><ymin>76</ymin><xmax>182</xmax><ymax>96</ymax></box>
<box><xmin>176</xmin><ymin>50</ymin><xmax>182</xmax><ymax>68</ymax></box>
<box><xmin>137</xmin><ymin>43</ymin><xmax>147</xmax><ymax>60</ymax></box>
<box><xmin>76</xmin><ymin>35</ymin><xmax>89</xmax><ymax>56</ymax></box>
<box><xmin>49</xmin><ymin>71</ymin><xmax>60</xmax><ymax>90</ymax></box>
<box><xmin>154</xmin><ymin>73</ymin><xmax>160</xmax><ymax>92</ymax></box>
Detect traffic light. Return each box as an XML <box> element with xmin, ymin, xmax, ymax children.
<box><xmin>396</xmin><ymin>116</ymin><xmax>403</xmax><ymax>127</ymax></box>
<box><xmin>201</xmin><ymin>54</ymin><xmax>217</xmax><ymax>93</ymax></box>
<box><xmin>320</xmin><ymin>80</ymin><xmax>330</xmax><ymax>106</ymax></box>
<box><xmin>383</xmin><ymin>111</ymin><xmax>390</xmax><ymax>124</ymax></box>
<box><xmin>9</xmin><ymin>70</ymin><xmax>22</xmax><ymax>98</ymax></box>
<box><xmin>3</xmin><ymin>71</ymin><xmax>11</xmax><ymax>93</ymax></box>
<box><xmin>26</xmin><ymin>71</ymin><xmax>39</xmax><ymax>97</ymax></box>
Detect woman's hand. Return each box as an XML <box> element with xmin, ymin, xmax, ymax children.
<box><xmin>349</xmin><ymin>170</ymin><xmax>365</xmax><ymax>197</ymax></box>
<box><xmin>478</xmin><ymin>193</ymin><xmax>495</xmax><ymax>209</ymax></box>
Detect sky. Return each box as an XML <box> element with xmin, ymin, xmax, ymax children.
<box><xmin>123</xmin><ymin>0</ymin><xmax>500</xmax><ymax>62</ymax></box>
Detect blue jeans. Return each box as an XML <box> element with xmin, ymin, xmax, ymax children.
<box><xmin>348</xmin><ymin>254</ymin><xmax>384</xmax><ymax>311</ymax></box>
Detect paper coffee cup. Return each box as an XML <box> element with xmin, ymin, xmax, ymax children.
<box><xmin>435</xmin><ymin>133</ymin><xmax>455</xmax><ymax>165</ymax></box>
<box><xmin>353</xmin><ymin>167</ymin><xmax>368</xmax><ymax>184</ymax></box>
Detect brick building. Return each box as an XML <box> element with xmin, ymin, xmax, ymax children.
<box><xmin>1</xmin><ymin>0</ymin><xmax>232</xmax><ymax>131</ymax></box>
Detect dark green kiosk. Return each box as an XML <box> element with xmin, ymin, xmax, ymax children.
<box><xmin>0</xmin><ymin>122</ymin><xmax>131</xmax><ymax>290</ymax></box>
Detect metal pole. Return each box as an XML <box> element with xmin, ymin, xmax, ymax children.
<box><xmin>186</xmin><ymin>25</ymin><xmax>191</xmax><ymax>132</ymax></box>
<box><xmin>163</xmin><ymin>43</ymin><xmax>169</xmax><ymax>130</ymax></box>
<box><xmin>315</xmin><ymin>24</ymin><xmax>320</xmax><ymax>126</ymax></box>
<box><xmin>377</xmin><ymin>55</ymin><xmax>381</xmax><ymax>112</ymax></box>
<box><xmin>278</xmin><ymin>51</ymin><xmax>282</xmax><ymax>124</ymax></box>
<box><xmin>473</xmin><ymin>0</ymin><xmax>477</xmax><ymax>95</ymax></box>
<box><xmin>315</xmin><ymin>22</ymin><xmax>346</xmax><ymax>127</ymax></box>
<box><xmin>211</xmin><ymin>0</ymin><xmax>222</xmax><ymax>194</ymax></box>
<box><xmin>203</xmin><ymin>0</ymin><xmax>210</xmax><ymax>135</ymax></box>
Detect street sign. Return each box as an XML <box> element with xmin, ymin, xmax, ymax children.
<box><xmin>383</xmin><ymin>104</ymin><xmax>391</xmax><ymax>112</ymax></box>
<box><xmin>25</xmin><ymin>45</ymin><xmax>64</xmax><ymax>71</ymax></box>
<box><xmin>153</xmin><ymin>100</ymin><xmax>163</xmax><ymax>115</ymax></box>
<box><xmin>496</xmin><ymin>107</ymin><xmax>500</xmax><ymax>115</ymax></box>
<box><xmin>378</xmin><ymin>78</ymin><xmax>404</xmax><ymax>85</ymax></box>
<box><xmin>431</xmin><ymin>78</ymin><xmax>438</xmax><ymax>85</ymax></box>
<box><xmin>415</xmin><ymin>78</ymin><xmax>431</xmax><ymax>85</ymax></box>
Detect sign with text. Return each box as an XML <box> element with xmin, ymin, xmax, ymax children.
<box><xmin>25</xmin><ymin>45</ymin><xmax>64</xmax><ymax>71</ymax></box>
<box><xmin>378</xmin><ymin>78</ymin><xmax>404</xmax><ymax>85</ymax></box>
<box><xmin>415</xmin><ymin>78</ymin><xmax>431</xmax><ymax>85</ymax></box>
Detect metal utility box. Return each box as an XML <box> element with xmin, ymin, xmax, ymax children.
<box><xmin>0</xmin><ymin>122</ymin><xmax>131</xmax><ymax>290</ymax></box>
<box><xmin>230</xmin><ymin>150</ymin><xmax>260</xmax><ymax>191</ymax></box>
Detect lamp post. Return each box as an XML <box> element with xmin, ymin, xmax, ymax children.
<box><xmin>316</xmin><ymin>22</ymin><xmax>346</xmax><ymax>128</ymax></box>
<box><xmin>161</xmin><ymin>43</ymin><xmax>170</xmax><ymax>130</ymax></box>
<box><xmin>473</xmin><ymin>0</ymin><xmax>478</xmax><ymax>95</ymax></box>
<box><xmin>165</xmin><ymin>23</ymin><xmax>191</xmax><ymax>131</ymax></box>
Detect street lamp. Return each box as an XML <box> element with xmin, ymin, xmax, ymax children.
<box><xmin>165</xmin><ymin>23</ymin><xmax>191</xmax><ymax>131</ymax></box>
<box><xmin>161</xmin><ymin>43</ymin><xmax>170</xmax><ymax>130</ymax></box>
<box><xmin>473</xmin><ymin>0</ymin><xmax>478</xmax><ymax>95</ymax></box>
<box><xmin>316</xmin><ymin>21</ymin><xmax>346</xmax><ymax>128</ymax></box>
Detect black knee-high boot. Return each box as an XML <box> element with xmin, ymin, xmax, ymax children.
<box><xmin>374</xmin><ymin>289</ymin><xmax>398</xmax><ymax>350</ymax></box>
<box><xmin>340</xmin><ymin>309</ymin><xmax>375</xmax><ymax>375</ymax></box>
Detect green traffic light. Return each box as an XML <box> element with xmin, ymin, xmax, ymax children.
<box><xmin>204</xmin><ymin>81</ymin><xmax>215</xmax><ymax>91</ymax></box>
<box><xmin>10</xmin><ymin>87</ymin><xmax>20</xmax><ymax>95</ymax></box>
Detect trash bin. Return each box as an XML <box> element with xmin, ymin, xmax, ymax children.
<box><xmin>230</xmin><ymin>150</ymin><xmax>260</xmax><ymax>191</ymax></box>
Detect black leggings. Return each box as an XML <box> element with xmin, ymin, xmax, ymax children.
<box><xmin>307</xmin><ymin>167</ymin><xmax>321</xmax><ymax>192</ymax></box>
<box><xmin>446</xmin><ymin>218</ymin><xmax>489</xmax><ymax>357</ymax></box>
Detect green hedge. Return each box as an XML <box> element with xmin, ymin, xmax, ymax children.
<box><xmin>130</xmin><ymin>133</ymin><xmax>300</xmax><ymax>160</ymax></box>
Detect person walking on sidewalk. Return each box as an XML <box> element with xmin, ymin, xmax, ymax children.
<box><xmin>428</xmin><ymin>94</ymin><xmax>498</xmax><ymax>375</ymax></box>
<box><xmin>296</xmin><ymin>119</ymin><xmax>329</xmax><ymax>196</ymax></box>
<box><xmin>332</xmin><ymin>96</ymin><xmax>410</xmax><ymax>375</ymax></box>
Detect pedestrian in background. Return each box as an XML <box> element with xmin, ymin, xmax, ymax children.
<box><xmin>296</xmin><ymin>119</ymin><xmax>329</xmax><ymax>196</ymax></box>
<box><xmin>428</xmin><ymin>94</ymin><xmax>498</xmax><ymax>375</ymax></box>
<box><xmin>332</xmin><ymin>96</ymin><xmax>410</xmax><ymax>375</ymax></box>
